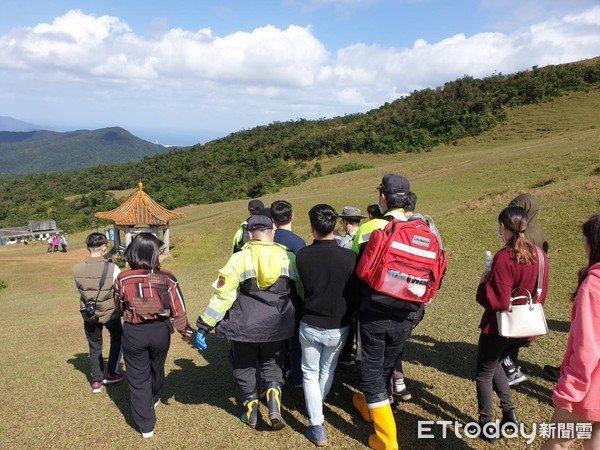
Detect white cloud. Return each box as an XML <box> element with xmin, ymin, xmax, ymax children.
<box><xmin>0</xmin><ymin>6</ymin><xmax>598</xmax><ymax>141</ymax></box>
<box><xmin>0</xmin><ymin>11</ymin><xmax>329</xmax><ymax>88</ymax></box>
<box><xmin>321</xmin><ymin>5</ymin><xmax>600</xmax><ymax>103</ymax></box>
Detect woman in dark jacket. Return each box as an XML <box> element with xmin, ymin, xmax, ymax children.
<box><xmin>473</xmin><ymin>206</ymin><xmax>549</xmax><ymax>441</ymax></box>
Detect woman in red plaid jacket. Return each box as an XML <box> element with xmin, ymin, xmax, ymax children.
<box><xmin>114</xmin><ymin>232</ymin><xmax>193</xmax><ymax>439</ymax></box>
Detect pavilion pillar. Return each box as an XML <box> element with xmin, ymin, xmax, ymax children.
<box><xmin>163</xmin><ymin>226</ymin><xmax>170</xmax><ymax>255</ymax></box>
<box><xmin>112</xmin><ymin>225</ymin><xmax>121</xmax><ymax>253</ymax></box>
<box><xmin>125</xmin><ymin>227</ymin><xmax>132</xmax><ymax>248</ymax></box>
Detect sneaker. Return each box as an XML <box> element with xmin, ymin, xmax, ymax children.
<box><xmin>91</xmin><ymin>381</ymin><xmax>103</xmax><ymax>393</ymax></box>
<box><xmin>103</xmin><ymin>373</ymin><xmax>124</xmax><ymax>385</ymax></box>
<box><xmin>543</xmin><ymin>365</ymin><xmax>561</xmax><ymax>382</ymax></box>
<box><xmin>141</xmin><ymin>430</ymin><xmax>154</xmax><ymax>439</ymax></box>
<box><xmin>392</xmin><ymin>378</ymin><xmax>412</xmax><ymax>401</ymax></box>
<box><xmin>305</xmin><ymin>425</ymin><xmax>328</xmax><ymax>447</ymax></box>
<box><xmin>338</xmin><ymin>353</ymin><xmax>356</xmax><ymax>367</ymax></box>
<box><xmin>507</xmin><ymin>367</ymin><xmax>527</xmax><ymax>386</ymax></box>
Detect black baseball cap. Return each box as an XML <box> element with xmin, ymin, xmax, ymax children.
<box><xmin>247</xmin><ymin>214</ymin><xmax>273</xmax><ymax>231</ymax></box>
<box><xmin>378</xmin><ymin>174</ymin><xmax>410</xmax><ymax>194</ymax></box>
<box><xmin>248</xmin><ymin>199</ymin><xmax>265</xmax><ymax>214</ymax></box>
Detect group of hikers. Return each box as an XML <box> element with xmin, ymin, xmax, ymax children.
<box><xmin>47</xmin><ymin>233</ymin><xmax>67</xmax><ymax>253</ymax></box>
<box><xmin>73</xmin><ymin>173</ymin><xmax>600</xmax><ymax>449</ymax></box>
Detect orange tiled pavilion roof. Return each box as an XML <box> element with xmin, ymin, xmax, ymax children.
<box><xmin>95</xmin><ymin>183</ymin><xmax>186</xmax><ymax>226</ymax></box>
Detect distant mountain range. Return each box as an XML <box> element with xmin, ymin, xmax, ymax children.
<box><xmin>0</xmin><ymin>120</ymin><xmax>173</xmax><ymax>174</ymax></box>
<box><xmin>0</xmin><ymin>115</ymin><xmax>45</xmax><ymax>132</ymax></box>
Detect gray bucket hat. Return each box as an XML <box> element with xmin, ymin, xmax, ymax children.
<box><xmin>338</xmin><ymin>206</ymin><xmax>366</xmax><ymax>220</ymax></box>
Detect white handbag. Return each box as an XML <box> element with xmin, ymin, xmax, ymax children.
<box><xmin>496</xmin><ymin>247</ymin><xmax>548</xmax><ymax>338</ymax></box>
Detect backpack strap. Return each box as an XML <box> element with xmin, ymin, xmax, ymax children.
<box><xmin>92</xmin><ymin>262</ymin><xmax>110</xmax><ymax>306</ymax></box>
<box><xmin>535</xmin><ymin>246</ymin><xmax>545</xmax><ymax>301</ymax></box>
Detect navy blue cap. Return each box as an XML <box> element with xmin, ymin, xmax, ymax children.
<box><xmin>247</xmin><ymin>214</ymin><xmax>273</xmax><ymax>231</ymax></box>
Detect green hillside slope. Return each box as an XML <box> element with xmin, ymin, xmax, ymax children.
<box><xmin>0</xmin><ymin>127</ymin><xmax>171</xmax><ymax>174</ymax></box>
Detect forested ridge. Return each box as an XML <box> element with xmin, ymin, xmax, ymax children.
<box><xmin>0</xmin><ymin>127</ymin><xmax>169</xmax><ymax>174</ymax></box>
<box><xmin>1</xmin><ymin>58</ymin><xmax>599</xmax><ymax>232</ymax></box>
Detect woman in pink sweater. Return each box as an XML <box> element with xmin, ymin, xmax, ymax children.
<box><xmin>542</xmin><ymin>212</ymin><xmax>600</xmax><ymax>449</ymax></box>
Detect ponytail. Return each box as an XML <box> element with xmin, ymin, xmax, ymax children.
<box><xmin>499</xmin><ymin>206</ymin><xmax>535</xmax><ymax>265</ymax></box>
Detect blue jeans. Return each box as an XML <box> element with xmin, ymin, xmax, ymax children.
<box><xmin>299</xmin><ymin>321</ymin><xmax>349</xmax><ymax>426</ymax></box>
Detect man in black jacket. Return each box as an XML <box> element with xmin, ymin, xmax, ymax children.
<box><xmin>296</xmin><ymin>204</ymin><xmax>357</xmax><ymax>446</ymax></box>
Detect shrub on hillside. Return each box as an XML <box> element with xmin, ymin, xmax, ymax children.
<box><xmin>329</xmin><ymin>163</ymin><xmax>374</xmax><ymax>175</ymax></box>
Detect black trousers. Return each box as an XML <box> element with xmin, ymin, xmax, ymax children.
<box><xmin>122</xmin><ymin>321</ymin><xmax>171</xmax><ymax>433</ymax></box>
<box><xmin>84</xmin><ymin>317</ymin><xmax>123</xmax><ymax>382</ymax></box>
<box><xmin>359</xmin><ymin>308</ymin><xmax>414</xmax><ymax>404</ymax></box>
<box><xmin>287</xmin><ymin>332</ymin><xmax>303</xmax><ymax>386</ymax></box>
<box><xmin>393</xmin><ymin>305</ymin><xmax>425</xmax><ymax>380</ymax></box>
<box><xmin>229</xmin><ymin>340</ymin><xmax>286</xmax><ymax>399</ymax></box>
<box><xmin>475</xmin><ymin>333</ymin><xmax>525</xmax><ymax>422</ymax></box>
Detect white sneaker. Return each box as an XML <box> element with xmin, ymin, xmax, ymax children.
<box><xmin>141</xmin><ymin>431</ymin><xmax>154</xmax><ymax>439</ymax></box>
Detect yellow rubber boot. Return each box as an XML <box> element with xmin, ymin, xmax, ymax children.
<box><xmin>352</xmin><ymin>391</ymin><xmax>373</xmax><ymax>423</ymax></box>
<box><xmin>368</xmin><ymin>403</ymin><xmax>399</xmax><ymax>450</ymax></box>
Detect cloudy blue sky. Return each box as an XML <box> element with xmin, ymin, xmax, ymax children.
<box><xmin>1</xmin><ymin>0</ymin><xmax>598</xmax><ymax>146</ymax></box>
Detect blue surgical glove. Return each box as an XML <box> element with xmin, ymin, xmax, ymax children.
<box><xmin>196</xmin><ymin>331</ymin><xmax>207</xmax><ymax>351</ymax></box>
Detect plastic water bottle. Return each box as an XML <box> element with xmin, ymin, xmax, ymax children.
<box><xmin>484</xmin><ymin>250</ymin><xmax>493</xmax><ymax>271</ymax></box>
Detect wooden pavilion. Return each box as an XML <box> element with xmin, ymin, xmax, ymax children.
<box><xmin>94</xmin><ymin>183</ymin><xmax>186</xmax><ymax>256</ymax></box>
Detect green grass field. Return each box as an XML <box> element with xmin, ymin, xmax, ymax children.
<box><xmin>0</xmin><ymin>89</ymin><xmax>599</xmax><ymax>449</ymax></box>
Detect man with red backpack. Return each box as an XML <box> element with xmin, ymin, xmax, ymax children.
<box><xmin>351</xmin><ymin>174</ymin><xmax>447</xmax><ymax>450</ymax></box>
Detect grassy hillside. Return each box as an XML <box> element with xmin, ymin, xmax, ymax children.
<box><xmin>0</xmin><ymin>127</ymin><xmax>171</xmax><ymax>174</ymax></box>
<box><xmin>0</xmin><ymin>90</ymin><xmax>598</xmax><ymax>449</ymax></box>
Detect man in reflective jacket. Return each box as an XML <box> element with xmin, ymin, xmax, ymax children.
<box><xmin>197</xmin><ymin>214</ymin><xmax>302</xmax><ymax>430</ymax></box>
<box><xmin>352</xmin><ymin>174</ymin><xmax>414</xmax><ymax>450</ymax></box>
